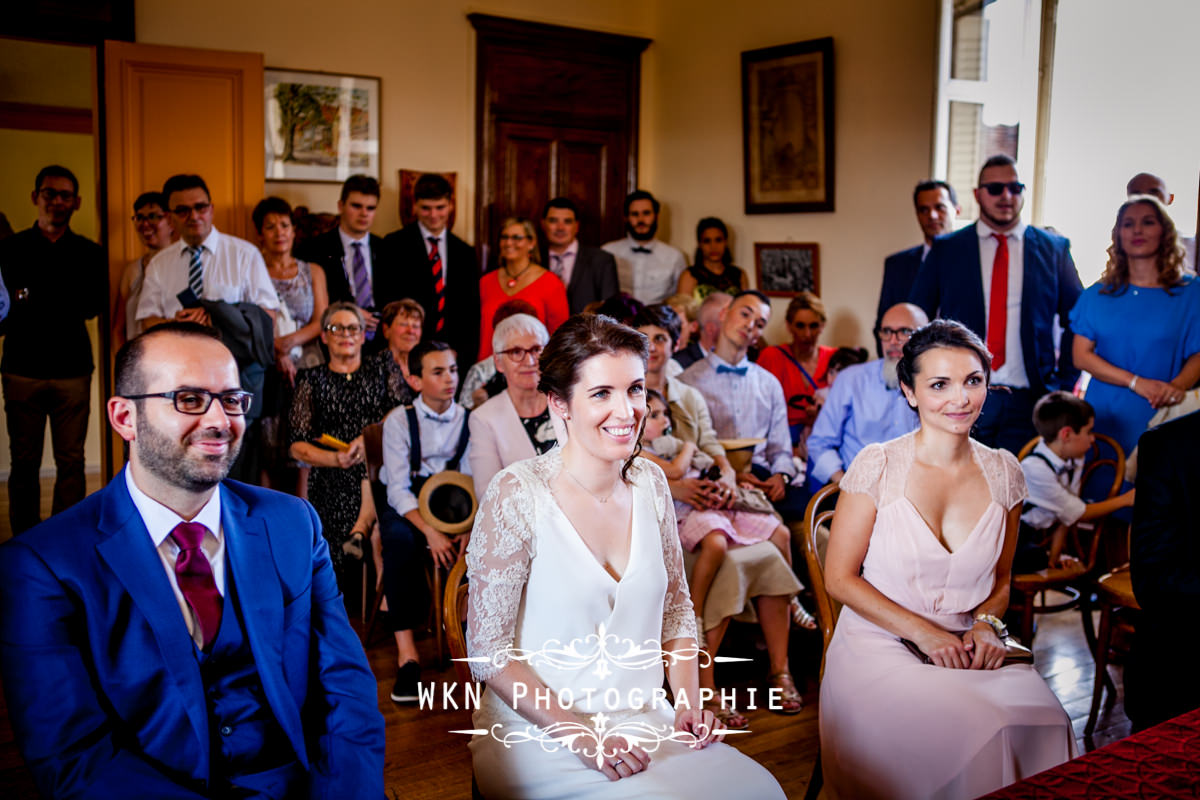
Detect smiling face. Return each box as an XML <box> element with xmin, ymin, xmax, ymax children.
<box><xmin>636</xmin><ymin>324</ymin><xmax>673</xmax><ymax>374</ymax></box>
<box><xmin>134</xmin><ymin>201</ymin><xmax>174</xmax><ymax>250</ymax></box>
<box><xmin>415</xmin><ymin>197</ymin><xmax>452</xmax><ymax>235</ymax></box>
<box><xmin>557</xmin><ymin>351</ymin><xmax>647</xmax><ymax>465</ymax></box>
<box><xmin>1117</xmin><ymin>201</ymin><xmax>1163</xmax><ymax>260</ymax></box>
<box><xmin>901</xmin><ymin>346</ymin><xmax>988</xmax><ymax>436</ymax></box>
<box><xmin>720</xmin><ymin>294</ymin><xmax>770</xmax><ymax>353</ymax></box>
<box><xmin>320</xmin><ymin>308</ymin><xmax>365</xmax><ymax>360</ymax></box>
<box><xmin>338</xmin><ymin>191</ymin><xmax>377</xmax><ymax>237</ymax></box>
<box><xmin>498</xmin><ymin>222</ymin><xmax>535</xmax><ymax>266</ymax></box>
<box><xmin>383</xmin><ymin>311</ymin><xmax>422</xmax><ymax>358</ymax></box>
<box><xmin>542</xmin><ymin>207</ymin><xmax>579</xmax><ymax>250</ymax></box>
<box><xmin>259</xmin><ymin>212</ymin><xmax>295</xmax><ymax>257</ymax></box>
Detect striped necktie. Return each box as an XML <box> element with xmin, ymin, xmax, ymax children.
<box><xmin>350</xmin><ymin>242</ymin><xmax>372</xmax><ymax>307</ymax></box>
<box><xmin>429</xmin><ymin>236</ymin><xmax>445</xmax><ymax>332</ymax></box>
<box><xmin>187</xmin><ymin>245</ymin><xmax>204</xmax><ymax>297</ymax></box>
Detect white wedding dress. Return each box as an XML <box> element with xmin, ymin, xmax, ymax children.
<box><xmin>465</xmin><ymin>450</ymin><xmax>784</xmax><ymax>799</ymax></box>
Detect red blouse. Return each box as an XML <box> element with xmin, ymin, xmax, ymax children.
<box><xmin>756</xmin><ymin>344</ymin><xmax>835</xmax><ymax>428</ymax></box>
<box><xmin>478</xmin><ymin>269</ymin><xmax>570</xmax><ymax>358</ymax></box>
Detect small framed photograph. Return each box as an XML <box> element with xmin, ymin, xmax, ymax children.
<box><xmin>265</xmin><ymin>68</ymin><xmax>381</xmax><ymax>182</ymax></box>
<box><xmin>754</xmin><ymin>242</ymin><xmax>819</xmax><ymax>297</ymax></box>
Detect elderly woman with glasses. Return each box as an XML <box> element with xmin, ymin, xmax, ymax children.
<box><xmin>289</xmin><ymin>302</ymin><xmax>393</xmax><ymax>582</ymax></box>
<box><xmin>757</xmin><ymin>291</ymin><xmax>836</xmax><ymax>454</ymax></box>
<box><xmin>468</xmin><ymin>313</ymin><xmax>558</xmax><ymax>498</ymax></box>
<box><xmin>477</xmin><ymin>217</ymin><xmax>569</xmax><ymax>359</ymax></box>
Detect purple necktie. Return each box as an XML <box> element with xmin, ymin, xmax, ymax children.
<box><xmin>350</xmin><ymin>242</ymin><xmax>375</xmax><ymax>340</ymax></box>
<box><xmin>171</xmin><ymin>521</ymin><xmax>223</xmax><ymax>650</ymax></box>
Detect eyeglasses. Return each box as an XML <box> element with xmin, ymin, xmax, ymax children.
<box><xmin>123</xmin><ymin>389</ymin><xmax>253</xmax><ymax>416</ymax></box>
<box><xmin>876</xmin><ymin>327</ymin><xmax>916</xmax><ymax>341</ymax></box>
<box><xmin>498</xmin><ymin>234</ymin><xmax>530</xmax><ymax>242</ymax></box>
<box><xmin>133</xmin><ymin>212</ymin><xmax>165</xmax><ymax>224</ymax></box>
<box><xmin>497</xmin><ymin>345</ymin><xmax>543</xmax><ymax>363</ymax></box>
<box><xmin>324</xmin><ymin>323</ymin><xmax>363</xmax><ymax>337</ymax></box>
<box><xmin>171</xmin><ymin>202</ymin><xmax>212</xmax><ymax>218</ymax></box>
<box><xmin>978</xmin><ymin>182</ymin><xmax>1025</xmax><ymax>197</ymax></box>
<box><xmin>38</xmin><ymin>188</ymin><xmax>76</xmax><ymax>202</ymax></box>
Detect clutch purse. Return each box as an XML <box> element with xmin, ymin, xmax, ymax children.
<box><xmin>729</xmin><ymin>486</ymin><xmax>777</xmax><ymax>515</ymax></box>
<box><xmin>899</xmin><ymin>634</ymin><xmax>1034</xmax><ymax>666</ymax></box>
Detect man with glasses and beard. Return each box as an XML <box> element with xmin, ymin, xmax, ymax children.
<box><xmin>603</xmin><ymin>189</ymin><xmax>687</xmax><ymax>304</ymax></box>
<box><xmin>0</xmin><ymin>323</ymin><xmax>384</xmax><ymax>799</ymax></box>
<box><xmin>911</xmin><ymin>154</ymin><xmax>1083</xmax><ymax>453</ymax></box>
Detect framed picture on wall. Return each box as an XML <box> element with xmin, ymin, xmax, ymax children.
<box><xmin>741</xmin><ymin>37</ymin><xmax>835</xmax><ymax>213</ymax></box>
<box><xmin>754</xmin><ymin>242</ymin><xmax>819</xmax><ymax>296</ymax></box>
<box><xmin>264</xmin><ymin>69</ymin><xmax>380</xmax><ymax>182</ymax></box>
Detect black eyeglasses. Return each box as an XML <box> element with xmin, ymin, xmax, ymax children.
<box><xmin>171</xmin><ymin>202</ymin><xmax>212</xmax><ymax>217</ymax></box>
<box><xmin>876</xmin><ymin>327</ymin><xmax>916</xmax><ymax>341</ymax></box>
<box><xmin>123</xmin><ymin>389</ymin><xmax>253</xmax><ymax>415</ymax></box>
<box><xmin>38</xmin><ymin>188</ymin><xmax>76</xmax><ymax>202</ymax></box>
<box><xmin>133</xmin><ymin>212</ymin><xmax>165</xmax><ymax>224</ymax></box>
<box><xmin>979</xmin><ymin>182</ymin><xmax>1025</xmax><ymax>197</ymax></box>
<box><xmin>498</xmin><ymin>345</ymin><xmax>543</xmax><ymax>363</ymax></box>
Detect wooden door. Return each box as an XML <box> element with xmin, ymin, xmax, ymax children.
<box><xmin>102</xmin><ymin>40</ymin><xmax>263</xmax><ymax>476</ymax></box>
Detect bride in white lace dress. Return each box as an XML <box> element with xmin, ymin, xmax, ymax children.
<box><xmin>465</xmin><ymin>314</ymin><xmax>785</xmax><ymax>799</ymax></box>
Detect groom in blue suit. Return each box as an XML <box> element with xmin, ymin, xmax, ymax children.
<box><xmin>910</xmin><ymin>155</ymin><xmax>1083</xmax><ymax>453</ymax></box>
<box><xmin>0</xmin><ymin>323</ymin><xmax>384</xmax><ymax>798</ymax></box>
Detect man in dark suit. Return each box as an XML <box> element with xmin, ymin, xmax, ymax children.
<box><xmin>295</xmin><ymin>174</ymin><xmax>388</xmax><ymax>351</ymax></box>
<box><xmin>875</xmin><ymin>179</ymin><xmax>959</xmax><ymax>355</ymax></box>
<box><xmin>382</xmin><ymin>173</ymin><xmax>480</xmax><ymax>369</ymax></box>
<box><xmin>0</xmin><ymin>323</ymin><xmax>384</xmax><ymax>798</ymax></box>
<box><xmin>540</xmin><ymin>196</ymin><xmax>619</xmax><ymax>314</ymax></box>
<box><xmin>910</xmin><ymin>154</ymin><xmax>1083</xmax><ymax>453</ymax></box>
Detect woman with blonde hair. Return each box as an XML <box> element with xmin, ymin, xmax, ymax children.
<box><xmin>478</xmin><ymin>216</ymin><xmax>569</xmax><ymax>358</ymax></box>
<box><xmin>757</xmin><ymin>291</ymin><xmax>836</xmax><ymax>450</ymax></box>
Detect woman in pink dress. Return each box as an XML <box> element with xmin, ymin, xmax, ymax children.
<box><xmin>820</xmin><ymin>320</ymin><xmax>1076</xmax><ymax>800</ymax></box>
<box><xmin>478</xmin><ymin>217</ymin><xmax>570</xmax><ymax>359</ymax></box>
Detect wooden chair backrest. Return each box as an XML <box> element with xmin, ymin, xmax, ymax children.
<box><xmin>801</xmin><ymin>482</ymin><xmax>841</xmax><ymax>682</ymax></box>
<box><xmin>443</xmin><ymin>556</ymin><xmax>472</xmax><ymax>685</ymax></box>
<box><xmin>363</xmin><ymin>422</ymin><xmax>385</xmax><ymax>484</ymax></box>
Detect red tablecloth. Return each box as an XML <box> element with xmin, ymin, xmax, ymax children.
<box><xmin>979</xmin><ymin>707</ymin><xmax>1200</xmax><ymax>798</ymax></box>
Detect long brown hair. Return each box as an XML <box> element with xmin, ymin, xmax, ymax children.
<box><xmin>1100</xmin><ymin>195</ymin><xmax>1185</xmax><ymax>294</ymax></box>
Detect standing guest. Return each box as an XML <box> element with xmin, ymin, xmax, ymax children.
<box><xmin>383</xmin><ymin>173</ymin><xmax>481</xmax><ymax>369</ymax></box>
<box><xmin>295</xmin><ymin>174</ymin><xmax>387</xmax><ymax>349</ymax></box>
<box><xmin>0</xmin><ymin>165</ymin><xmax>106</xmax><ymax>534</ymax></box>
<box><xmin>458</xmin><ymin>298</ymin><xmax>539</xmax><ymax>411</ymax></box>
<box><xmin>603</xmin><ymin>189</ymin><xmax>687</xmax><ymax>304</ymax></box>
<box><xmin>1127</xmin><ymin>171</ymin><xmax>1195</xmax><ymax>271</ymax></box>
<box><xmin>468</xmin><ymin>314</ymin><xmax>556</xmax><ymax>498</ymax></box>
<box><xmin>115</xmin><ymin>191</ymin><xmax>176</xmax><ymax>347</ymax></box>
<box><xmin>876</xmin><ymin>180</ymin><xmax>959</xmax><ymax>353</ymax></box>
<box><xmin>477</xmin><ymin>217</ymin><xmax>569</xmax><ymax>359</ymax></box>
<box><xmin>1070</xmin><ymin>195</ymin><xmax>1200</xmax><ymax>455</ymax></box>
<box><xmin>0</xmin><ymin>322</ymin><xmax>384</xmax><ymax>798</ymax></box>
<box><xmin>365</xmin><ymin>299</ymin><xmax>422</xmax><ymax>409</ymax></box>
<box><xmin>673</xmin><ymin>291</ymin><xmax>731</xmax><ymax>371</ymax></box>
<box><xmin>289</xmin><ymin>303</ymin><xmax>391</xmax><ymax>584</ymax></box>
<box><xmin>541</xmin><ymin>196</ymin><xmax>619</xmax><ymax>314</ymax></box>
<box><xmin>910</xmin><ymin>155</ymin><xmax>1083</xmax><ymax>453</ymax></box>
<box><xmin>757</xmin><ymin>291</ymin><xmax>836</xmax><ymax>450</ymax></box>
<box><xmin>378</xmin><ymin>341</ymin><xmax>470</xmax><ymax>703</ymax></box>
<box><xmin>677</xmin><ymin>217</ymin><xmax>748</xmax><ymax>298</ymax></box>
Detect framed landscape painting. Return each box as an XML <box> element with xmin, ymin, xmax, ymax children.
<box><xmin>265</xmin><ymin>69</ymin><xmax>380</xmax><ymax>182</ymax></box>
<box><xmin>754</xmin><ymin>242</ymin><xmax>820</xmax><ymax>297</ymax></box>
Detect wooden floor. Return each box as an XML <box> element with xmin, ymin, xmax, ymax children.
<box><xmin>0</xmin><ymin>477</ymin><xmax>1133</xmax><ymax>798</ymax></box>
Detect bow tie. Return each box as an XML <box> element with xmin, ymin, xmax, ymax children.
<box><xmin>716</xmin><ymin>364</ymin><xmax>748</xmax><ymax>376</ymax></box>
<box><xmin>1058</xmin><ymin>463</ymin><xmax>1075</xmax><ymax>482</ymax></box>
<box><xmin>423</xmin><ymin>412</ymin><xmax>452</xmax><ymax>424</ymax></box>
<box><xmin>631</xmin><ymin>245</ymin><xmax>652</xmax><ymax>254</ymax></box>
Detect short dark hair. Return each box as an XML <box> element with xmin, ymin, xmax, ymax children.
<box><xmin>251</xmin><ymin>196</ymin><xmax>293</xmax><ymax>233</ymax></box>
<box><xmin>114</xmin><ymin>322</ymin><xmax>224</xmax><ymax>397</ymax></box>
<box><xmin>694</xmin><ymin>217</ymin><xmax>732</xmax><ymax>269</ymax></box>
<box><xmin>162</xmin><ymin>174</ymin><xmax>211</xmax><ymax>204</ymax></box>
<box><xmin>978</xmin><ymin>154</ymin><xmax>1017</xmax><ymax>184</ymax></box>
<box><xmin>631</xmin><ymin>303</ymin><xmax>682</xmax><ymax>347</ymax></box>
<box><xmin>35</xmin><ymin>165</ymin><xmax>79</xmax><ymax>195</ymax></box>
<box><xmin>733</xmin><ymin>288</ymin><xmax>770</xmax><ymax>308</ymax></box>
<box><xmin>340</xmin><ymin>174</ymin><xmax>380</xmax><ymax>203</ymax></box>
<box><xmin>827</xmin><ymin>346</ymin><xmax>869</xmax><ymax>374</ymax></box>
<box><xmin>913</xmin><ymin>180</ymin><xmax>957</xmax><ymax>208</ymax></box>
<box><xmin>133</xmin><ymin>192</ymin><xmax>166</xmax><ymax>213</ymax></box>
<box><xmin>623</xmin><ymin>190</ymin><xmax>660</xmax><ymax>216</ymax></box>
<box><xmin>414</xmin><ymin>174</ymin><xmax>453</xmax><ymax>202</ymax></box>
<box><xmin>897</xmin><ymin>319</ymin><xmax>991</xmax><ymax>393</ymax></box>
<box><xmin>408</xmin><ymin>339</ymin><xmax>454</xmax><ymax>378</ymax></box>
<box><xmin>645</xmin><ymin>387</ymin><xmax>673</xmax><ymax>428</ymax></box>
<box><xmin>380</xmin><ymin>298</ymin><xmax>425</xmax><ymax>329</ymax></box>
<box><xmin>1033</xmin><ymin>390</ymin><xmax>1094</xmax><ymax>442</ymax></box>
<box><xmin>594</xmin><ymin>293</ymin><xmax>646</xmax><ymax>326</ymax></box>
<box><xmin>542</xmin><ymin>197</ymin><xmax>578</xmax><ymax>219</ymax></box>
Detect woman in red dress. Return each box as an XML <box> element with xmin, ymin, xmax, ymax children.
<box><xmin>478</xmin><ymin>217</ymin><xmax>569</xmax><ymax>358</ymax></box>
<box><xmin>756</xmin><ymin>291</ymin><xmax>835</xmax><ymax>455</ymax></box>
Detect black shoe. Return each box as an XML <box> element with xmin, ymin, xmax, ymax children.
<box><xmin>390</xmin><ymin>660</ymin><xmax>421</xmax><ymax>703</ymax></box>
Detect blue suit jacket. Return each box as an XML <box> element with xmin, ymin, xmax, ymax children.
<box><xmin>0</xmin><ymin>472</ymin><xmax>385</xmax><ymax>799</ymax></box>
<box><xmin>876</xmin><ymin>244</ymin><xmax>924</xmax><ymax>356</ymax></box>
<box><xmin>909</xmin><ymin>223</ymin><xmax>1083</xmax><ymax>394</ymax></box>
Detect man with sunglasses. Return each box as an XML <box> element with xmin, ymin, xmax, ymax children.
<box><xmin>0</xmin><ymin>322</ymin><xmax>384</xmax><ymax>798</ymax></box>
<box><xmin>0</xmin><ymin>165</ymin><xmax>106</xmax><ymax>534</ymax></box>
<box><xmin>911</xmin><ymin>154</ymin><xmax>1083</xmax><ymax>453</ymax></box>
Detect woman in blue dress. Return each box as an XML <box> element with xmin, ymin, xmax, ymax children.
<box><xmin>1070</xmin><ymin>195</ymin><xmax>1200</xmax><ymax>455</ymax></box>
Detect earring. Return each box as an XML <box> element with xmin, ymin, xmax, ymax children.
<box><xmin>563</xmin><ymin>414</ymin><xmax>571</xmax><ymax>420</ymax></box>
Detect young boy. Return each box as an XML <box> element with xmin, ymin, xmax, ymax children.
<box><xmin>378</xmin><ymin>340</ymin><xmax>471</xmax><ymax>702</ymax></box>
<box><xmin>1017</xmin><ymin>391</ymin><xmax>1135</xmax><ymax>574</ymax></box>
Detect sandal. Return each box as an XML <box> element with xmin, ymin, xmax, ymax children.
<box><xmin>704</xmin><ymin>698</ymin><xmax>749</xmax><ymax>730</ymax></box>
<box><xmin>767</xmin><ymin>671</ymin><xmax>803</xmax><ymax>715</ymax></box>
<box><xmin>342</xmin><ymin>530</ymin><xmax>366</xmax><ymax>560</ymax></box>
<box><xmin>790</xmin><ymin>597</ymin><xmax>818</xmax><ymax>630</ymax></box>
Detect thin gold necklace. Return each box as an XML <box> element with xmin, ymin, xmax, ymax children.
<box><xmin>563</xmin><ymin>464</ymin><xmax>617</xmax><ymax>503</ymax></box>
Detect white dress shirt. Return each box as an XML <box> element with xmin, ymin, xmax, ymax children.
<box><xmin>1019</xmin><ymin>440</ymin><xmax>1085</xmax><ymax>530</ymax></box>
<box><xmin>338</xmin><ymin>227</ymin><xmax>374</xmax><ymax>300</ymax></box>
<box><xmin>977</xmin><ymin>220</ymin><xmax>1030</xmax><ymax>388</ymax></box>
<box><xmin>125</xmin><ymin>468</ymin><xmax>226</xmax><ymax>647</ymax></box>
<box><xmin>547</xmin><ymin>239</ymin><xmax>579</xmax><ymax>288</ymax></box>
<box><xmin>418</xmin><ymin>223</ymin><xmax>449</xmax><ymax>283</ymax></box>
<box><xmin>381</xmin><ymin>395</ymin><xmax>472</xmax><ymax>516</ymax></box>
<box><xmin>136</xmin><ymin>227</ymin><xmax>280</xmax><ymax>321</ymax></box>
<box><xmin>602</xmin><ymin>236</ymin><xmax>687</xmax><ymax>304</ymax></box>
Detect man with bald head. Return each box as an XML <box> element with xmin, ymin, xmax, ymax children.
<box><xmin>1127</xmin><ymin>171</ymin><xmax>1195</xmax><ymax>271</ymax></box>
<box><xmin>806</xmin><ymin>303</ymin><xmax>928</xmax><ymax>492</ymax></box>
<box><xmin>0</xmin><ymin>323</ymin><xmax>383</xmax><ymax>798</ymax></box>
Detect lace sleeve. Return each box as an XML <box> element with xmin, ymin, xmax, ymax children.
<box><xmin>645</xmin><ymin>462</ymin><xmax>698</xmax><ymax>643</ymax></box>
<box><xmin>288</xmin><ymin>369</ymin><xmax>315</xmax><ymax>447</ymax></box>
<box><xmin>464</xmin><ymin>468</ymin><xmax>536</xmax><ymax>681</ymax></box>
<box><xmin>838</xmin><ymin>442</ymin><xmax>886</xmax><ymax>506</ymax></box>
<box><xmin>999</xmin><ymin>448</ymin><xmax>1028</xmax><ymax>510</ymax></box>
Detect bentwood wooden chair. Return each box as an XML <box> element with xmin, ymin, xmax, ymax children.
<box><xmin>443</xmin><ymin>556</ymin><xmax>472</xmax><ymax>686</ymax></box>
<box><xmin>1085</xmin><ymin>565</ymin><xmax>1139</xmax><ymax>746</ymax></box>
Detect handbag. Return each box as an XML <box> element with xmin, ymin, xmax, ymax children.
<box><xmin>728</xmin><ymin>486</ymin><xmax>777</xmax><ymax>515</ymax></box>
<box><xmin>898</xmin><ymin>634</ymin><xmax>1034</xmax><ymax>666</ymax></box>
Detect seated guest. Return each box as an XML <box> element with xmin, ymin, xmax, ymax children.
<box><xmin>0</xmin><ymin>322</ymin><xmax>384</xmax><ymax>798</ymax></box>
<box><xmin>821</xmin><ymin>320</ymin><xmax>1075</xmax><ymax>799</ymax></box>
<box><xmin>824</xmin><ymin>346</ymin><xmax>869</xmax><ymax>389</ymax></box>
<box><xmin>458</xmin><ymin>298</ymin><xmax>538</xmax><ymax>411</ymax></box>
<box><xmin>673</xmin><ymin>290</ymin><xmax>731</xmax><ymax>371</ymax></box>
<box><xmin>378</xmin><ymin>340</ymin><xmax>471</xmax><ymax>703</ymax></box>
<box><xmin>1070</xmin><ymin>194</ymin><xmax>1200</xmax><ymax>456</ymax></box>
<box><xmin>478</xmin><ymin>217</ymin><xmax>569</xmax><ymax>359</ymax></box>
<box><xmin>468</xmin><ymin>314</ymin><xmax>556</xmax><ymax>498</ymax></box>
<box><xmin>757</xmin><ymin>291</ymin><xmax>837</xmax><ymax>451</ymax></box>
<box><xmin>541</xmin><ymin>196</ymin><xmax>619</xmax><ymax>314</ymax></box>
<box><xmin>665</xmin><ymin>292</ymin><xmax>700</xmax><ymax>350</ymax></box>
<box><xmin>115</xmin><ymin>191</ymin><xmax>175</xmax><ymax>347</ymax></box>
<box><xmin>806</xmin><ymin>303</ymin><xmax>927</xmax><ymax>493</ymax></box>
<box><xmin>289</xmin><ymin>303</ymin><xmax>391</xmax><ymax>586</ymax></box>
<box><xmin>366</xmin><ymin>299</ymin><xmax>422</xmax><ymax>409</ymax></box>
<box><xmin>679</xmin><ymin>290</ymin><xmax>805</xmax><ymax>521</ymax></box>
<box><xmin>678</xmin><ymin>217</ymin><xmax>748</xmax><ymax>298</ymax></box>
<box><xmin>1129</xmin><ymin>411</ymin><xmax>1200</xmax><ymax>729</ymax></box>
<box><xmin>591</xmin><ymin>291</ymin><xmax>645</xmax><ymax>325</ymax></box>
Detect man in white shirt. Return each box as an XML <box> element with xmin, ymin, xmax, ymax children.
<box><xmin>1127</xmin><ymin>171</ymin><xmax>1196</xmax><ymax>271</ymax></box>
<box><xmin>602</xmin><ymin>189</ymin><xmax>687</xmax><ymax>304</ymax></box>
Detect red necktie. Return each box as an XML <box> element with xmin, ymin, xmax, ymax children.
<box><xmin>171</xmin><ymin>521</ymin><xmax>223</xmax><ymax>650</ymax></box>
<box><xmin>987</xmin><ymin>233</ymin><xmax>1008</xmax><ymax>370</ymax></box>
<box><xmin>428</xmin><ymin>236</ymin><xmax>445</xmax><ymax>332</ymax></box>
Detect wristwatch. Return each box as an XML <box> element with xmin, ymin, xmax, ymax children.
<box><xmin>975</xmin><ymin>613</ymin><xmax>1008</xmax><ymax>638</ymax></box>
